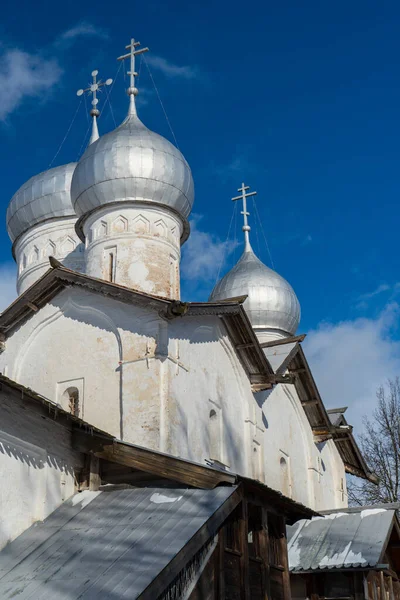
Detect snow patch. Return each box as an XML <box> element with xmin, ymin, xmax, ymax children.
<box><xmin>150</xmin><ymin>492</ymin><xmax>183</xmax><ymax>504</ymax></box>
<box><xmin>71</xmin><ymin>490</ymin><xmax>101</xmax><ymax>509</ymax></box>
<box><xmin>361</xmin><ymin>508</ymin><xmax>386</xmax><ymax>519</ymax></box>
<box><xmin>318</xmin><ymin>541</ymin><xmax>364</xmax><ymax>568</ymax></box>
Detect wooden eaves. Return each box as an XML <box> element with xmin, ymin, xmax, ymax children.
<box><xmin>0</xmin><ymin>261</ymin><xmax>274</xmax><ymax>391</ymax></box>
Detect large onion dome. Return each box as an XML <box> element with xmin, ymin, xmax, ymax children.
<box><xmin>71</xmin><ymin>112</ymin><xmax>194</xmax><ymax>240</ymax></box>
<box><xmin>7</xmin><ymin>163</ymin><xmax>77</xmax><ymax>244</ymax></box>
<box><xmin>210</xmin><ymin>247</ymin><xmax>300</xmax><ymax>337</ymax></box>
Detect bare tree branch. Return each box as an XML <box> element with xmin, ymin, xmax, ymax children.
<box><xmin>348</xmin><ymin>377</ymin><xmax>400</xmax><ymax>506</ymax></box>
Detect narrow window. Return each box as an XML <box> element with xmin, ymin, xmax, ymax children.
<box><xmin>209</xmin><ymin>409</ymin><xmax>221</xmax><ymax>461</ymax></box>
<box><xmin>280</xmin><ymin>456</ymin><xmax>290</xmax><ymax>497</ymax></box>
<box><xmin>108</xmin><ymin>252</ymin><xmax>114</xmax><ymax>282</ymax></box>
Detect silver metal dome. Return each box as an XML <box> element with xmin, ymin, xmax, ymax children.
<box><xmin>209</xmin><ymin>248</ymin><xmax>300</xmax><ymax>335</ymax></box>
<box><xmin>71</xmin><ymin>114</ymin><xmax>194</xmax><ymax>232</ymax></box>
<box><xmin>7</xmin><ymin>163</ymin><xmax>77</xmax><ymax>243</ymax></box>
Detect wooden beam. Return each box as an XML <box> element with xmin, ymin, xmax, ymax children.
<box><xmin>260</xmin><ymin>334</ymin><xmax>306</xmax><ymax>349</ymax></box>
<box><xmin>279</xmin><ymin>516</ymin><xmax>292</xmax><ymax>600</ymax></box>
<box><xmin>301</xmin><ymin>399</ymin><xmax>319</xmax><ymax>406</ymax></box>
<box><xmin>89</xmin><ymin>455</ymin><xmax>101</xmax><ymax>491</ymax></box>
<box><xmin>260</xmin><ymin>508</ymin><xmax>271</xmax><ymax>600</ymax></box>
<box><xmin>239</xmin><ymin>501</ymin><xmax>250</xmax><ymax>600</ymax></box>
<box><xmin>95</xmin><ymin>441</ymin><xmax>236</xmax><ymax>489</ymax></box>
<box><xmin>312</xmin><ymin>426</ymin><xmax>331</xmax><ymax>436</ymax></box>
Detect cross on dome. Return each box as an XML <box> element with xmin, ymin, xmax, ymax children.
<box><xmin>117</xmin><ymin>38</ymin><xmax>149</xmax><ymax>116</ymax></box>
<box><xmin>232</xmin><ymin>183</ymin><xmax>257</xmax><ymax>252</ymax></box>
<box><xmin>77</xmin><ymin>70</ymin><xmax>113</xmax><ymax>145</ymax></box>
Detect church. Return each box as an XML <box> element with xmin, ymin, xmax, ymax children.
<box><xmin>0</xmin><ymin>37</ymin><xmax>398</xmax><ymax>599</ymax></box>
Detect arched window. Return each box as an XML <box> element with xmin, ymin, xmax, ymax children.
<box><xmin>280</xmin><ymin>456</ymin><xmax>291</xmax><ymax>497</ymax></box>
<box><xmin>62</xmin><ymin>387</ymin><xmax>79</xmax><ymax>417</ymax></box>
<box><xmin>209</xmin><ymin>409</ymin><xmax>221</xmax><ymax>461</ymax></box>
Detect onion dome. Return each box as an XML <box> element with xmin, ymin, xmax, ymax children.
<box><xmin>7</xmin><ymin>163</ymin><xmax>77</xmax><ymax>244</ymax></box>
<box><xmin>71</xmin><ymin>39</ymin><xmax>194</xmax><ymax>241</ymax></box>
<box><xmin>209</xmin><ymin>183</ymin><xmax>300</xmax><ymax>337</ymax></box>
<box><xmin>71</xmin><ymin>114</ymin><xmax>194</xmax><ymax>238</ymax></box>
<box><xmin>209</xmin><ymin>247</ymin><xmax>300</xmax><ymax>336</ymax></box>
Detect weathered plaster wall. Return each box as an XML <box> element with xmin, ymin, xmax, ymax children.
<box><xmin>82</xmin><ymin>203</ymin><xmax>183</xmax><ymax>299</ymax></box>
<box><xmin>0</xmin><ymin>386</ymin><xmax>83</xmax><ymax>551</ymax></box>
<box><xmin>15</xmin><ymin>217</ymin><xmax>85</xmax><ymax>294</ymax></box>
<box><xmin>0</xmin><ymin>287</ymin><xmax>347</xmax><ymax>512</ymax></box>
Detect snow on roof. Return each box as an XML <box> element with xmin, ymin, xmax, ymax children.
<box><xmin>287</xmin><ymin>508</ymin><xmax>396</xmax><ymax>572</ymax></box>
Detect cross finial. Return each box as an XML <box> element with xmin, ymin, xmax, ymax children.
<box><xmin>232</xmin><ymin>183</ymin><xmax>257</xmax><ymax>252</ymax></box>
<box><xmin>77</xmin><ymin>70</ymin><xmax>113</xmax><ymax>145</ymax></box>
<box><xmin>117</xmin><ymin>38</ymin><xmax>149</xmax><ymax>117</ymax></box>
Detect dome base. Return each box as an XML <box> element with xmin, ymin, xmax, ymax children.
<box><xmin>82</xmin><ymin>203</ymin><xmax>183</xmax><ymax>299</ymax></box>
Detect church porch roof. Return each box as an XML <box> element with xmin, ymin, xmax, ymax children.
<box><xmin>0</xmin><ymin>486</ymin><xmax>239</xmax><ymax>600</ymax></box>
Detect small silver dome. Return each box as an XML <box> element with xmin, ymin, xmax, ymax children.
<box><xmin>71</xmin><ymin>114</ymin><xmax>194</xmax><ymax>233</ymax></box>
<box><xmin>7</xmin><ymin>163</ymin><xmax>77</xmax><ymax>243</ymax></box>
<box><xmin>209</xmin><ymin>248</ymin><xmax>300</xmax><ymax>336</ymax></box>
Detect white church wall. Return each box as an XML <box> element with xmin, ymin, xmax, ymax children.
<box><xmin>14</xmin><ymin>218</ymin><xmax>85</xmax><ymax>294</ymax></box>
<box><xmin>0</xmin><ymin>287</ymin><xmax>347</xmax><ymax>512</ymax></box>
<box><xmin>82</xmin><ymin>203</ymin><xmax>183</xmax><ymax>299</ymax></box>
<box><xmin>0</xmin><ymin>287</ymin><xmax>164</xmax><ymax>441</ymax></box>
<box><xmin>0</xmin><ymin>386</ymin><xmax>83</xmax><ymax>551</ymax></box>
<box><xmin>166</xmin><ymin>317</ymin><xmax>252</xmax><ymax>474</ymax></box>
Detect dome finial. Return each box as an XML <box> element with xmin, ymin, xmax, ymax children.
<box><xmin>232</xmin><ymin>182</ymin><xmax>257</xmax><ymax>252</ymax></box>
<box><xmin>117</xmin><ymin>38</ymin><xmax>149</xmax><ymax>117</ymax></box>
<box><xmin>77</xmin><ymin>70</ymin><xmax>113</xmax><ymax>145</ymax></box>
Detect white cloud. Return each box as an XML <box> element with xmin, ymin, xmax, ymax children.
<box><xmin>0</xmin><ymin>264</ymin><xmax>17</xmax><ymax>312</ymax></box>
<box><xmin>146</xmin><ymin>55</ymin><xmax>198</xmax><ymax>79</ymax></box>
<box><xmin>304</xmin><ymin>303</ymin><xmax>400</xmax><ymax>431</ymax></box>
<box><xmin>181</xmin><ymin>216</ymin><xmax>238</xmax><ymax>297</ymax></box>
<box><xmin>0</xmin><ymin>49</ymin><xmax>61</xmax><ymax>121</ymax></box>
<box><xmin>358</xmin><ymin>283</ymin><xmax>391</xmax><ymax>301</ymax></box>
<box><xmin>0</xmin><ymin>21</ymin><xmax>107</xmax><ymax>121</ymax></box>
<box><xmin>59</xmin><ymin>21</ymin><xmax>108</xmax><ymax>42</ymax></box>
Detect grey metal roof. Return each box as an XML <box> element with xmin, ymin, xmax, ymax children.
<box><xmin>7</xmin><ymin>163</ymin><xmax>77</xmax><ymax>243</ymax></box>
<box><xmin>263</xmin><ymin>341</ymin><xmax>298</xmax><ymax>374</ymax></box>
<box><xmin>327</xmin><ymin>407</ymin><xmax>348</xmax><ymax>427</ymax></box>
<box><xmin>0</xmin><ymin>486</ymin><xmax>236</xmax><ymax>599</ymax></box>
<box><xmin>287</xmin><ymin>508</ymin><xmax>396</xmax><ymax>572</ymax></box>
<box><xmin>209</xmin><ymin>247</ymin><xmax>300</xmax><ymax>336</ymax></box>
<box><xmin>71</xmin><ymin>113</ymin><xmax>194</xmax><ymax>239</ymax></box>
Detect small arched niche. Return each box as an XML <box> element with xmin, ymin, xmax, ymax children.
<box><xmin>280</xmin><ymin>455</ymin><xmax>291</xmax><ymax>498</ymax></box>
<box><xmin>209</xmin><ymin>408</ymin><xmax>221</xmax><ymax>462</ymax></box>
<box><xmin>62</xmin><ymin>386</ymin><xmax>79</xmax><ymax>417</ymax></box>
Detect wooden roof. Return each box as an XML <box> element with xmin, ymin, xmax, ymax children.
<box><xmin>0</xmin><ymin>261</ymin><xmax>273</xmax><ymax>390</ymax></box>
<box><xmin>261</xmin><ymin>337</ymin><xmax>377</xmax><ymax>483</ymax></box>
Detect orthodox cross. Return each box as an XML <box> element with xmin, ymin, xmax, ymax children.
<box><xmin>232</xmin><ymin>183</ymin><xmax>257</xmax><ymax>251</ymax></box>
<box><xmin>117</xmin><ymin>38</ymin><xmax>149</xmax><ymax>115</ymax></box>
<box><xmin>77</xmin><ymin>70</ymin><xmax>113</xmax><ymax>145</ymax></box>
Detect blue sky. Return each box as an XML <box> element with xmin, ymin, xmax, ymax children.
<box><xmin>1</xmin><ymin>0</ymin><xmax>400</xmax><ymax>428</ymax></box>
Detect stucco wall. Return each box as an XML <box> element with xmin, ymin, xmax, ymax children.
<box><xmin>0</xmin><ymin>286</ymin><xmax>347</xmax><ymax>512</ymax></box>
<box><xmin>83</xmin><ymin>203</ymin><xmax>182</xmax><ymax>299</ymax></box>
<box><xmin>0</xmin><ymin>386</ymin><xmax>83</xmax><ymax>551</ymax></box>
<box><xmin>14</xmin><ymin>217</ymin><xmax>85</xmax><ymax>295</ymax></box>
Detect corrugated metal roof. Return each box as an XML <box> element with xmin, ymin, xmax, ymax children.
<box><xmin>0</xmin><ymin>486</ymin><xmax>236</xmax><ymax>599</ymax></box>
<box><xmin>287</xmin><ymin>508</ymin><xmax>395</xmax><ymax>572</ymax></box>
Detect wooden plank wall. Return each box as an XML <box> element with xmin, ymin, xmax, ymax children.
<box><xmin>189</xmin><ymin>499</ymin><xmax>290</xmax><ymax>600</ymax></box>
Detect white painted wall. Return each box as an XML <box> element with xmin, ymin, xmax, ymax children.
<box><xmin>82</xmin><ymin>203</ymin><xmax>183</xmax><ymax>299</ymax></box>
<box><xmin>14</xmin><ymin>217</ymin><xmax>85</xmax><ymax>294</ymax></box>
<box><xmin>0</xmin><ymin>286</ymin><xmax>347</xmax><ymax>512</ymax></box>
<box><xmin>0</xmin><ymin>387</ymin><xmax>83</xmax><ymax>551</ymax></box>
